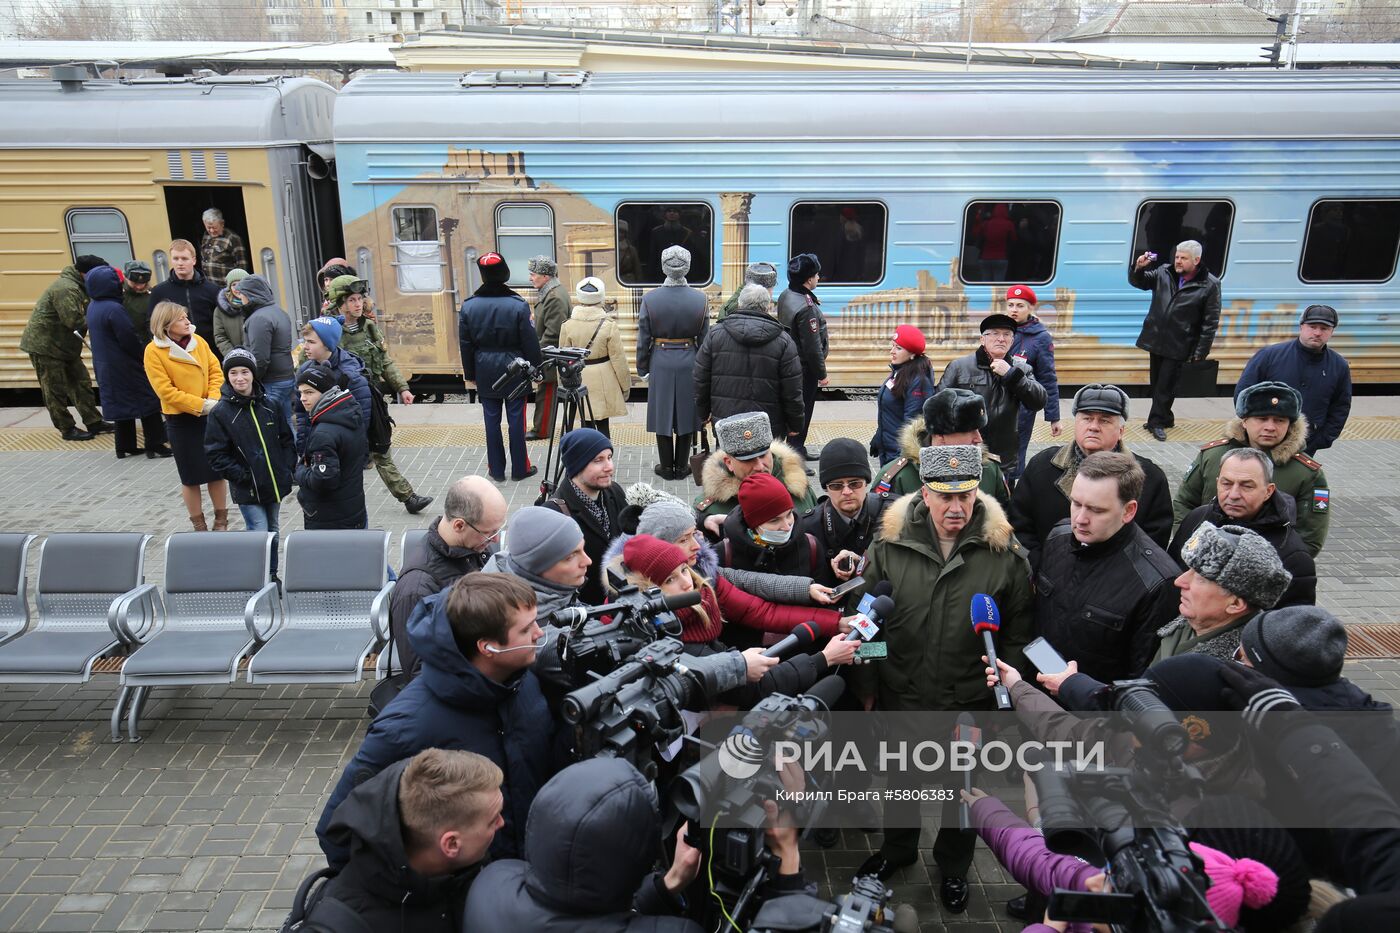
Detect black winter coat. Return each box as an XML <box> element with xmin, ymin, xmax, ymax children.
<box><xmin>1169</xmin><ymin>492</ymin><xmax>1316</xmax><ymax>608</ymax></box>
<box><xmin>718</xmin><ymin>507</ymin><xmax>818</xmax><ymax>650</ymax></box>
<box><xmin>388</xmin><ymin>519</ymin><xmax>494</xmax><ymax>676</ymax></box>
<box><xmin>1236</xmin><ymin>338</ymin><xmax>1352</xmax><ymax>453</ymax></box>
<box><xmin>463</xmin><ymin>758</ymin><xmax>703</xmax><ymax>933</ymax></box>
<box><xmin>294</xmin><ymin>387</ymin><xmax>368</xmax><ymax>530</ymax></box>
<box><xmin>292</xmin><ymin>349</ymin><xmax>373</xmax><ymax>457</ymax></box>
<box><xmin>306</xmin><ymin>758</ymin><xmax>474</xmax><ymax>933</ymax></box>
<box><xmin>150</xmin><ymin>269</ymin><xmax>222</xmax><ymax>359</ymax></box>
<box><xmin>204</xmin><ymin>382</ymin><xmax>295</xmax><ymax>507</ymax></box>
<box><xmin>1131</xmin><ymin>262</ymin><xmax>1222</xmax><ymax>362</ymax></box>
<box><xmin>1034</xmin><ymin>520</ymin><xmax>1180</xmax><ymax>682</ymax></box>
<box><xmin>316</xmin><ymin>592</ymin><xmax>562</xmax><ymax>870</ymax></box>
<box><xmin>1010</xmin><ymin>441</ymin><xmax>1174</xmax><ymax>572</ymax></box>
<box><xmin>798</xmin><ymin>494</ymin><xmax>892</xmax><ymax>587</ymax></box>
<box><xmin>85</xmin><ymin>266</ymin><xmax>161</xmax><ymax>421</ymax></box>
<box><xmin>545</xmin><ymin>481</ymin><xmax>626</xmax><ymax>607</ymax></box>
<box><xmin>457</xmin><ymin>283</ymin><xmax>541</xmax><ymax>400</ymax></box>
<box><xmin>694</xmin><ymin>306</ymin><xmax>804</xmax><ymax>439</ymax></box>
<box><xmin>775</xmin><ymin>286</ymin><xmax>828</xmax><ymax>379</ymax></box>
<box><xmin>938</xmin><ymin>347</ymin><xmax>1046</xmax><ymax>473</ymax></box>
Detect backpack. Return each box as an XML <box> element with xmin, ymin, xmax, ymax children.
<box><xmin>279</xmin><ymin>867</ymin><xmax>374</xmax><ymax>933</ymax></box>
<box><xmin>366</xmin><ymin>388</ymin><xmax>395</xmax><ymax>455</ymax></box>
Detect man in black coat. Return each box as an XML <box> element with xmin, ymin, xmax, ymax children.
<box><xmin>775</xmin><ymin>252</ymin><xmax>829</xmax><ymax>459</ymax></box>
<box><xmin>1236</xmin><ymin>304</ymin><xmax>1352</xmax><ymax>454</ymax></box>
<box><xmin>294</xmin><ymin>366</ymin><xmax>368</xmax><ymax>531</ymax></box>
<box><xmin>937</xmin><ymin>313</ymin><xmax>1046</xmax><ymax>476</ymax></box>
<box><xmin>1011</xmin><ymin>384</ymin><xmax>1173</xmax><ymax>571</ymax></box>
<box><xmin>304</xmin><ymin>749</ymin><xmax>503</xmax><ymax>933</ymax></box>
<box><xmin>458</xmin><ymin>252</ymin><xmax>541</xmax><ymax>482</ymax></box>
<box><xmin>695</xmin><ymin>283</ymin><xmax>804</xmax><ymax>442</ymax></box>
<box><xmin>544</xmin><ymin>428</ymin><xmax>626</xmax><ymax>606</ymax></box>
<box><xmin>390</xmin><ymin>475</ymin><xmax>509</xmax><ymax>675</ymax></box>
<box><xmin>150</xmin><ymin>239</ymin><xmax>222</xmax><ymax>361</ymax></box>
<box><xmin>1034</xmin><ymin>452</ymin><xmax>1180</xmax><ymax>683</ymax></box>
<box><xmin>1169</xmin><ymin>447</ymin><xmax>1316</xmax><ymax>608</ymax></box>
<box><xmin>799</xmin><ymin>438</ymin><xmax>889</xmax><ymax>587</ymax></box>
<box><xmin>1131</xmin><ymin>240</ymin><xmax>1222</xmax><ymax>441</ymax></box>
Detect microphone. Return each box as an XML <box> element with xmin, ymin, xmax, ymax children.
<box><xmin>845</xmin><ymin>594</ymin><xmax>895</xmax><ymax>643</ymax></box>
<box><xmin>761</xmin><ymin>620</ymin><xmax>822</xmax><ymax>658</ymax></box>
<box><xmin>970</xmin><ymin>593</ymin><xmax>1012</xmax><ymax>710</ymax></box>
<box><xmin>954</xmin><ymin>713</ymin><xmax>982</xmax><ymax>830</ymax></box>
<box><xmin>482</xmin><ymin>642</ymin><xmax>540</xmax><ymax>655</ymax></box>
<box><xmin>797</xmin><ymin>674</ymin><xmax>846</xmax><ymax>711</ymax></box>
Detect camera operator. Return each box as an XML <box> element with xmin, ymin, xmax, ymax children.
<box><xmin>541</xmin><ymin>428</ymin><xmax>626</xmax><ymax>605</ymax></box>
<box><xmin>316</xmin><ymin>575</ymin><xmax>564</xmax><ymax>869</ymax></box>
<box><xmin>301</xmin><ymin>749</ymin><xmax>503</xmax><ymax>932</ymax></box>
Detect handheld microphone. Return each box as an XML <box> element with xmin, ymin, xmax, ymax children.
<box><xmin>954</xmin><ymin>712</ymin><xmax>982</xmax><ymax>830</ymax></box>
<box><xmin>761</xmin><ymin>620</ymin><xmax>822</xmax><ymax>658</ymax></box>
<box><xmin>970</xmin><ymin>593</ymin><xmax>1012</xmax><ymax>710</ymax></box>
<box><xmin>845</xmin><ymin>594</ymin><xmax>895</xmax><ymax>643</ymax></box>
<box><xmin>798</xmin><ymin>674</ymin><xmax>846</xmax><ymax>712</ymax></box>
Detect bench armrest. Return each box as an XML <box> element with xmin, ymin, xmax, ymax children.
<box><xmin>244</xmin><ymin>582</ymin><xmax>283</xmax><ymax>642</ymax></box>
<box><xmin>109</xmin><ymin>584</ymin><xmax>164</xmax><ymax>645</ymax></box>
<box><xmin>369</xmin><ymin>582</ymin><xmax>394</xmax><ymax>642</ymax></box>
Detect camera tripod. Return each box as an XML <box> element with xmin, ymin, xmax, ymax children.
<box><xmin>533</xmin><ymin>379</ymin><xmax>596</xmax><ymax>505</ymax></box>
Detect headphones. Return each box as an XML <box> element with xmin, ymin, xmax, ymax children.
<box><xmin>481</xmin><ymin>643</ymin><xmax>539</xmax><ymax>655</ymax></box>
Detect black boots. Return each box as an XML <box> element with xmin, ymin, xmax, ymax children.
<box><xmin>654</xmin><ymin>435</ymin><xmax>674</xmax><ymax>480</ymax></box>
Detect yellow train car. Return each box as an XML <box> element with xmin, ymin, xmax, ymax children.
<box><xmin>0</xmin><ymin>71</ymin><xmax>340</xmax><ymax>390</ymax></box>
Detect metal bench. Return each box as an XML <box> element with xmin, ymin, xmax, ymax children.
<box><xmin>246</xmin><ymin>530</ymin><xmax>392</xmax><ymax>685</ymax></box>
<box><xmin>0</xmin><ymin>533</ymin><xmax>36</xmax><ymax>647</ymax></box>
<box><xmin>376</xmin><ymin>527</ymin><xmax>430</xmax><ymax>681</ymax></box>
<box><xmin>0</xmin><ymin>533</ymin><xmax>151</xmax><ymax>683</ymax></box>
<box><xmin>112</xmin><ymin>532</ymin><xmax>278</xmax><ymax>742</ymax></box>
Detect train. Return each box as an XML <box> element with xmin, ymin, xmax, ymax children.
<box><xmin>2</xmin><ymin>67</ymin><xmax>1397</xmax><ymax>396</ymax></box>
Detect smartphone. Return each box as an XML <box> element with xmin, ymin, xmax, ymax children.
<box><xmin>856</xmin><ymin>642</ymin><xmax>888</xmax><ymax>661</ymax></box>
<box><xmin>838</xmin><ymin>553</ymin><xmax>856</xmax><ymax>574</ymax></box>
<box><xmin>1146</xmin><ymin>251</ymin><xmax>1159</xmax><ymax>262</ymax></box>
<box><xmin>1048</xmin><ymin>890</ymin><xmax>1139</xmax><ymax>925</ymax></box>
<box><xmin>1023</xmin><ymin>636</ymin><xmax>1069</xmax><ymax>675</ymax></box>
<box><xmin>828</xmin><ymin>576</ymin><xmax>866</xmax><ymax>600</ymax></box>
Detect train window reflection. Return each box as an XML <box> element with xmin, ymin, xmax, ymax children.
<box><xmin>496</xmin><ymin>203</ymin><xmax>556</xmax><ymax>288</ymax></box>
<box><xmin>615</xmin><ymin>202</ymin><xmax>713</xmax><ymax>287</ymax></box>
<box><xmin>1132</xmin><ymin>200</ymin><xmax>1233</xmax><ymax>279</ymax></box>
<box><xmin>65</xmin><ymin>208</ymin><xmax>133</xmax><ymax>267</ymax></box>
<box><xmin>391</xmin><ymin>205</ymin><xmax>442</xmax><ymax>293</ymax></box>
<box><xmin>788</xmin><ymin>202</ymin><xmax>886</xmax><ymax>286</ymax></box>
<box><xmin>1300</xmin><ymin>199</ymin><xmax>1400</xmax><ymax>283</ymax></box>
<box><xmin>960</xmin><ymin>201</ymin><xmax>1060</xmax><ymax>285</ymax></box>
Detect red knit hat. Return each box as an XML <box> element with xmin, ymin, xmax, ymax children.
<box><xmin>1006</xmin><ymin>284</ymin><xmax>1037</xmax><ymax>305</ymax></box>
<box><xmin>893</xmin><ymin>324</ymin><xmax>926</xmax><ymax>355</ymax></box>
<box><xmin>622</xmin><ymin>534</ymin><xmax>688</xmax><ymax>587</ymax></box>
<box><xmin>737</xmin><ymin>473</ymin><xmax>794</xmax><ymax>528</ymax></box>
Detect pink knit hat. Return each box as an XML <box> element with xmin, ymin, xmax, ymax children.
<box><xmin>1189</xmin><ymin>841</ymin><xmax>1279</xmax><ymax>928</ymax></box>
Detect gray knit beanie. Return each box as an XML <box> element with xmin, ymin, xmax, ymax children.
<box><xmin>504</xmin><ymin>506</ymin><xmax>584</xmax><ymax>576</ymax></box>
<box><xmin>1180</xmin><ymin>521</ymin><xmax>1292</xmax><ymax>610</ymax></box>
<box><xmin>1239</xmin><ymin>606</ymin><xmax>1348</xmax><ymax>687</ymax></box>
<box><xmin>637</xmin><ymin>498</ymin><xmax>696</xmax><ymax>543</ymax></box>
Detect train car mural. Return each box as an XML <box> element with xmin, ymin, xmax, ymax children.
<box><xmin>0</xmin><ymin>72</ymin><xmax>340</xmax><ymax>390</ymax></box>
<box><xmin>334</xmin><ymin>69</ymin><xmax>1400</xmax><ymax>394</ymax></box>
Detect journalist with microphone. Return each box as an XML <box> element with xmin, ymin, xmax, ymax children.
<box><xmin>851</xmin><ymin>444</ymin><xmax>1033</xmax><ymax>912</ymax></box>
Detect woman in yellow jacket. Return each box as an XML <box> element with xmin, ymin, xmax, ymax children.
<box><xmin>144</xmin><ymin>300</ymin><xmax>230</xmax><ymax>530</ymax></box>
<box><xmin>558</xmin><ymin>276</ymin><xmax>630</xmax><ymax>438</ymax></box>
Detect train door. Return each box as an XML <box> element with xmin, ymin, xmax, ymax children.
<box><xmin>163</xmin><ymin>186</ymin><xmax>250</xmax><ymax>268</ymax></box>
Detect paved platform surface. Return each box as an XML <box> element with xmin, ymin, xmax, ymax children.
<box><xmin>0</xmin><ymin>398</ymin><xmax>1397</xmax><ymax>932</ymax></box>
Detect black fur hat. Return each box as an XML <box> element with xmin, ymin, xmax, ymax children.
<box><xmin>922</xmin><ymin>388</ymin><xmax>987</xmax><ymax>436</ymax></box>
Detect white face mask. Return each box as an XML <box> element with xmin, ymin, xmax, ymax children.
<box><xmin>756</xmin><ymin>526</ymin><xmax>792</xmax><ymax>546</ymax></box>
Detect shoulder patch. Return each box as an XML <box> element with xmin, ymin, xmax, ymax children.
<box><xmin>1313</xmin><ymin>488</ymin><xmax>1330</xmax><ymax>512</ymax></box>
<box><xmin>808</xmin><ymin>318</ymin><xmax>819</xmax><ymax>333</ymax></box>
<box><xmin>1293</xmin><ymin>452</ymin><xmax>1321</xmax><ymax>470</ymax></box>
<box><xmin>1200</xmin><ymin>438</ymin><xmax>1231</xmax><ymax>451</ymax></box>
<box><xmin>986</xmin><ymin>452</ymin><xmax>1002</xmax><ymax>463</ymax></box>
<box><xmin>694</xmin><ymin>496</ymin><xmax>715</xmax><ymax>511</ymax></box>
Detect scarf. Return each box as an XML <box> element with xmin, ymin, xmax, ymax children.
<box><xmin>570</xmin><ymin>480</ymin><xmax>610</xmax><ymax>538</ymax></box>
<box><xmin>675</xmin><ymin>580</ymin><xmax>724</xmax><ymax>644</ymax></box>
<box><xmin>173</xmin><ymin>333</ymin><xmax>193</xmax><ymax>350</ymax></box>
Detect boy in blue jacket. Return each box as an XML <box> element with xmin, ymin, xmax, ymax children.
<box><xmin>1006</xmin><ymin>285</ymin><xmax>1061</xmax><ymax>482</ymax></box>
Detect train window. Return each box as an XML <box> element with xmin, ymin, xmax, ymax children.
<box><xmin>1131</xmin><ymin>200</ymin><xmax>1233</xmax><ymax>279</ymax></box>
<box><xmin>788</xmin><ymin>202</ymin><xmax>886</xmax><ymax>286</ymax></box>
<box><xmin>65</xmin><ymin>209</ymin><xmax>133</xmax><ymax>267</ymax></box>
<box><xmin>495</xmin><ymin>203</ymin><xmax>556</xmax><ymax>287</ymax></box>
<box><xmin>1300</xmin><ymin>199</ymin><xmax>1400</xmax><ymax>283</ymax></box>
<box><xmin>615</xmin><ymin>202</ymin><xmax>713</xmax><ymax>286</ymax></box>
<box><xmin>391</xmin><ymin>206</ymin><xmax>443</xmax><ymax>292</ymax></box>
<box><xmin>959</xmin><ymin>201</ymin><xmax>1060</xmax><ymax>285</ymax></box>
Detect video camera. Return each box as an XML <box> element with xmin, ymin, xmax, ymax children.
<box><xmin>491</xmin><ymin>346</ymin><xmax>589</xmax><ymax>400</ymax></box>
<box><xmin>550</xmin><ymin>582</ymin><xmax>697</xmax><ymax>688</ymax></box>
<box><xmin>748</xmin><ymin>874</ymin><xmax>912</xmax><ymax>933</ymax></box>
<box><xmin>1032</xmin><ymin>679</ymin><xmax>1224</xmax><ymax>933</ymax></box>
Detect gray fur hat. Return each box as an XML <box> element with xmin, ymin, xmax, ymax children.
<box><xmin>527</xmin><ymin>255</ymin><xmax>557</xmax><ymax>277</ymax></box>
<box><xmin>661</xmin><ymin>246</ymin><xmax>691</xmax><ymax>277</ymax></box>
<box><xmin>737</xmin><ymin>283</ymin><xmax>772</xmax><ymax>313</ymax></box>
<box><xmin>1179</xmin><ymin>521</ymin><xmax>1292</xmax><ymax>609</ymax></box>
<box><xmin>637</xmin><ymin>497</ymin><xmax>697</xmax><ymax>543</ymax></box>
<box><xmin>744</xmin><ymin>261</ymin><xmax>778</xmax><ymax>289</ymax></box>
<box><xmin>1239</xmin><ymin>606</ymin><xmax>1347</xmax><ymax>687</ymax></box>
<box><xmin>919</xmin><ymin>444</ymin><xmax>981</xmax><ymax>493</ymax></box>
<box><xmin>715</xmin><ymin>411</ymin><xmax>772</xmax><ymax>461</ymax></box>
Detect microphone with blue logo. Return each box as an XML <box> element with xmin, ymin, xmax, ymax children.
<box><xmin>971</xmin><ymin>593</ymin><xmax>1013</xmax><ymax>710</ymax></box>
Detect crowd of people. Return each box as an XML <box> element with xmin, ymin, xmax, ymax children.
<box><xmin>20</xmin><ymin>233</ymin><xmax>1382</xmax><ymax>931</ymax></box>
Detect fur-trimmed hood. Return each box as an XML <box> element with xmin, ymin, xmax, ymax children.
<box><xmin>601</xmin><ymin>532</ymin><xmax>721</xmax><ymax>595</ymax></box>
<box><xmin>897</xmin><ymin>416</ymin><xmax>996</xmax><ymax>467</ymax></box>
<box><xmin>700</xmin><ymin>439</ymin><xmax>809</xmax><ymax>504</ymax></box>
<box><xmin>1225</xmin><ymin>414</ymin><xmax>1309</xmax><ymax>465</ymax></box>
<box><xmin>879</xmin><ymin>489</ymin><xmax>1015</xmax><ymax>554</ymax></box>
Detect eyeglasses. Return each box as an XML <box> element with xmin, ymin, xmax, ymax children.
<box><xmin>465</xmin><ymin>519</ymin><xmax>506</xmax><ymax>543</ymax></box>
<box><xmin>825</xmin><ymin>480</ymin><xmax>868</xmax><ymax>493</ymax></box>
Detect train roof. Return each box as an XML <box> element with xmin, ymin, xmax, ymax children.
<box><xmin>336</xmin><ymin>69</ymin><xmax>1400</xmax><ymax>143</ymax></box>
<box><xmin>0</xmin><ymin>74</ymin><xmax>337</xmax><ymax>149</ymax></box>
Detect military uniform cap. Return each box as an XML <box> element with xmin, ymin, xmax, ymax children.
<box><xmin>920</xmin><ymin>444</ymin><xmax>982</xmax><ymax>493</ymax></box>
<box><xmin>716</xmin><ymin>412</ymin><xmax>773</xmax><ymax>462</ymax></box>
<box><xmin>745</xmin><ymin>262</ymin><xmax>778</xmax><ymax>289</ymax></box>
<box><xmin>1235</xmin><ymin>381</ymin><xmax>1302</xmax><ymax>422</ymax></box>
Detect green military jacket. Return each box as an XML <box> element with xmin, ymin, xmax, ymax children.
<box><xmin>1153</xmin><ymin>611</ymin><xmax>1259</xmax><ymax>664</ymax></box>
<box><xmin>20</xmin><ymin>266</ymin><xmax>87</xmax><ymax>360</ymax></box>
<box><xmin>693</xmin><ymin>440</ymin><xmax>818</xmax><ymax>523</ymax></box>
<box><xmin>872</xmin><ymin>415</ymin><xmax>1011</xmax><ymax>512</ymax></box>
<box><xmin>716</xmin><ymin>286</ymin><xmax>742</xmax><ymax>322</ymax></box>
<box><xmin>1173</xmin><ymin>417</ymin><xmax>1328</xmax><ymax>557</ymax></box>
<box><xmin>850</xmin><ymin>491</ymin><xmax>1033</xmax><ymax>711</ymax></box>
<box><xmin>340</xmin><ymin>318</ymin><xmax>407</xmax><ymax>393</ymax></box>
<box><xmin>122</xmin><ymin>285</ymin><xmax>153</xmax><ymax>346</ymax></box>
<box><xmin>533</xmin><ymin>280</ymin><xmax>570</xmax><ymax>384</ymax></box>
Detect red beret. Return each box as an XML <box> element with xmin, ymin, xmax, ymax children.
<box><xmin>738</xmin><ymin>473</ymin><xmax>794</xmax><ymax>529</ymax></box>
<box><xmin>893</xmin><ymin>324</ymin><xmax>926</xmax><ymax>356</ymax></box>
<box><xmin>1006</xmin><ymin>284</ymin><xmax>1037</xmax><ymax>305</ymax></box>
<box><xmin>622</xmin><ymin>534</ymin><xmax>688</xmax><ymax>587</ymax></box>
